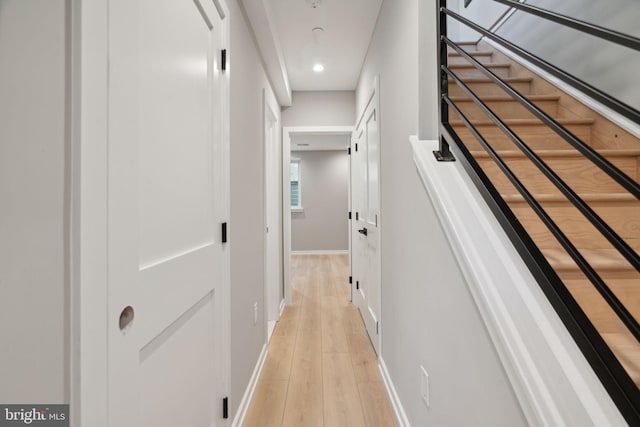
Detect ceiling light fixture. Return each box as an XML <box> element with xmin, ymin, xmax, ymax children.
<box><xmin>313</xmin><ymin>63</ymin><xmax>324</xmax><ymax>72</ymax></box>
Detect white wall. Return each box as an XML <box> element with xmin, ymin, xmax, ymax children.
<box><xmin>291</xmin><ymin>150</ymin><xmax>349</xmax><ymax>252</ymax></box>
<box><xmin>282</xmin><ymin>91</ymin><xmax>355</xmax><ymax>127</ymax></box>
<box><xmin>356</xmin><ymin>0</ymin><xmax>527</xmax><ymax>425</ymax></box>
<box><xmin>446</xmin><ymin>0</ymin><xmax>509</xmax><ymax>42</ymax></box>
<box><xmin>0</xmin><ymin>0</ymin><xmax>68</xmax><ymax>404</ymax></box>
<box><xmin>497</xmin><ymin>0</ymin><xmax>640</xmax><ymax>112</ymax></box>
<box><xmin>229</xmin><ymin>0</ymin><xmax>279</xmax><ymax>416</ymax></box>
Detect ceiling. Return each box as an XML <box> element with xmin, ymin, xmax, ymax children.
<box><xmin>268</xmin><ymin>0</ymin><xmax>383</xmax><ymax>92</ymax></box>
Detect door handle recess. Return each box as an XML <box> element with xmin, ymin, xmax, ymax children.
<box><xmin>358</xmin><ymin>227</ymin><xmax>368</xmax><ymax>236</ymax></box>
<box><xmin>119</xmin><ymin>305</ymin><xmax>135</xmax><ymax>333</ymax></box>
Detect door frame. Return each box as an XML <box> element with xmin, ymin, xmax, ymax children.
<box><xmin>282</xmin><ymin>126</ymin><xmax>354</xmax><ymax>306</ymax></box>
<box><xmin>69</xmin><ymin>1</ymin><xmax>231</xmax><ymax>425</ymax></box>
<box><xmin>263</xmin><ymin>89</ymin><xmax>283</xmax><ymax>341</ymax></box>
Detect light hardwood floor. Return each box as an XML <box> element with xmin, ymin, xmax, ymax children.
<box><xmin>243</xmin><ymin>254</ymin><xmax>398</xmax><ymax>427</ymax></box>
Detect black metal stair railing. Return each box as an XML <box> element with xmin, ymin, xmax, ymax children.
<box><xmin>436</xmin><ymin>0</ymin><xmax>640</xmax><ymax>423</ymax></box>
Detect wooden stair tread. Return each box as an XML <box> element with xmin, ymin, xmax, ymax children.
<box><xmin>448</xmin><ymin>76</ymin><xmax>532</xmax><ymax>84</ymax></box>
<box><xmin>470</xmin><ymin>148</ymin><xmax>640</xmax><ymax>159</ymax></box>
<box><xmin>451</xmin><ymin>118</ymin><xmax>595</xmax><ymax>127</ymax></box>
<box><xmin>449</xmin><ymin>50</ymin><xmax>493</xmax><ymax>57</ymax></box>
<box><xmin>503</xmin><ymin>193</ymin><xmax>637</xmax><ymax>203</ymax></box>
<box><xmin>451</xmin><ymin>41</ymin><xmax>479</xmax><ymax>46</ymax></box>
<box><xmin>600</xmin><ymin>332</ymin><xmax>640</xmax><ymax>385</ymax></box>
<box><xmin>540</xmin><ymin>248</ymin><xmax>636</xmax><ymax>271</ymax></box>
<box><xmin>449</xmin><ymin>94</ymin><xmax>560</xmax><ymax>103</ymax></box>
<box><xmin>448</xmin><ymin>62</ymin><xmax>511</xmax><ymax>69</ymax></box>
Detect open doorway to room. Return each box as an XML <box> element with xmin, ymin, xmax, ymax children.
<box><xmin>282</xmin><ymin>126</ymin><xmax>354</xmax><ymax>305</ymax></box>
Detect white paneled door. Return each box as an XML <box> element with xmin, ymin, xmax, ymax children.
<box><xmin>107</xmin><ymin>0</ymin><xmax>229</xmax><ymax>426</ymax></box>
<box><xmin>351</xmin><ymin>79</ymin><xmax>381</xmax><ymax>355</ymax></box>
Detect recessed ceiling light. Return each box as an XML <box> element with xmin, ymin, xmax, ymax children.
<box><xmin>313</xmin><ymin>64</ymin><xmax>324</xmax><ymax>72</ymax></box>
<box><xmin>306</xmin><ymin>0</ymin><xmax>322</xmax><ymax>9</ymax></box>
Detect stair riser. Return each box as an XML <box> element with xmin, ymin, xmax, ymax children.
<box><xmin>509</xmin><ymin>203</ymin><xmax>640</xmax><ymax>250</ymax></box>
<box><xmin>449</xmin><ymin>66</ymin><xmax>511</xmax><ymax>79</ymax></box>
<box><xmin>452</xmin><ymin>123</ymin><xmax>592</xmax><ymax>149</ymax></box>
<box><xmin>448</xmin><ymin>54</ymin><xmax>494</xmax><ymax>65</ymax></box>
<box><xmin>475</xmin><ymin>156</ymin><xmax>639</xmax><ymax>194</ymax></box>
<box><xmin>448</xmin><ymin>80</ymin><xmax>531</xmax><ymax>97</ymax></box>
<box><xmin>448</xmin><ymin>99</ymin><xmax>558</xmax><ymax>121</ymax></box>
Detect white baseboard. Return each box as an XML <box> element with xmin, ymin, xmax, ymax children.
<box><xmin>231</xmin><ymin>343</ymin><xmax>268</xmax><ymax>427</ymax></box>
<box><xmin>291</xmin><ymin>250</ymin><xmax>349</xmax><ymax>256</ymax></box>
<box><xmin>379</xmin><ymin>357</ymin><xmax>411</xmax><ymax>427</ymax></box>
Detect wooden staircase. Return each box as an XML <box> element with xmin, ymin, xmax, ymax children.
<box><xmin>446</xmin><ymin>41</ymin><xmax>640</xmax><ymax>385</ymax></box>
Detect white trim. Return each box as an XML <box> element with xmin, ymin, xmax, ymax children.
<box><xmin>282</xmin><ymin>126</ymin><xmax>354</xmax><ymax>307</ymax></box>
<box><xmin>291</xmin><ymin>250</ymin><xmax>349</xmax><ymax>256</ymax></box>
<box><xmin>484</xmin><ymin>38</ymin><xmax>640</xmax><ymax>140</ymax></box>
<box><xmin>291</xmin><ymin>146</ymin><xmax>350</xmax><ymax>152</ymax></box>
<box><xmin>410</xmin><ymin>136</ymin><xmax>626</xmax><ymax>427</ymax></box>
<box><xmin>267</xmin><ymin>321</ymin><xmax>276</xmax><ymax>342</ymax></box>
<box><xmin>378</xmin><ymin>357</ymin><xmax>411</xmax><ymax>427</ymax></box>
<box><xmin>263</xmin><ymin>88</ymin><xmax>283</xmax><ymax>338</ymax></box>
<box><xmin>71</xmin><ymin>0</ymin><xmax>109</xmax><ymax>424</ymax></box>
<box><xmin>231</xmin><ymin>343</ymin><xmax>268</xmax><ymax>427</ymax></box>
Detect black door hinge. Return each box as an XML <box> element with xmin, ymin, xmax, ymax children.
<box><xmin>348</xmin><ymin>147</ymin><xmax>351</xmax><ymax>155</ymax></box>
<box><xmin>223</xmin><ymin>396</ymin><xmax>229</xmax><ymax>419</ymax></box>
<box><xmin>221</xmin><ymin>222</ymin><xmax>228</xmax><ymax>243</ymax></box>
<box><xmin>376</xmin><ymin>322</ymin><xmax>379</xmax><ymax>335</ymax></box>
<box><xmin>355</xmin><ymin>212</ymin><xmax>359</xmax><ymax>221</ymax></box>
<box><xmin>356</xmin><ymin>281</ymin><xmax>360</xmax><ymax>290</ymax></box>
<box><xmin>221</xmin><ymin>49</ymin><xmax>227</xmax><ymax>71</ymax></box>
<box><xmin>348</xmin><ymin>211</ymin><xmax>352</xmax><ymax>220</ymax></box>
<box><xmin>349</xmin><ymin>276</ymin><xmax>352</xmax><ymax>284</ymax></box>
<box><xmin>355</xmin><ymin>143</ymin><xmax>358</xmax><ymax>152</ymax></box>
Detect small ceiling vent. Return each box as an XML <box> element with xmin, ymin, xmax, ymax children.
<box><xmin>306</xmin><ymin>0</ymin><xmax>322</xmax><ymax>9</ymax></box>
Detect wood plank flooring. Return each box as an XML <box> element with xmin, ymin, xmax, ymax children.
<box><xmin>243</xmin><ymin>255</ymin><xmax>398</xmax><ymax>427</ymax></box>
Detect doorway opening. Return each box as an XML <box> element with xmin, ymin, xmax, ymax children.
<box><xmin>282</xmin><ymin>126</ymin><xmax>354</xmax><ymax>305</ymax></box>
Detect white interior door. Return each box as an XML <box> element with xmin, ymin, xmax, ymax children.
<box><xmin>265</xmin><ymin>100</ymin><xmax>282</xmax><ymax>336</ymax></box>
<box><xmin>107</xmin><ymin>1</ymin><xmax>229</xmax><ymax>426</ymax></box>
<box><xmin>351</xmin><ymin>82</ymin><xmax>381</xmax><ymax>355</ymax></box>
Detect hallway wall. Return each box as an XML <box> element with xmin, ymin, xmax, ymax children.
<box><xmin>282</xmin><ymin>90</ymin><xmax>355</xmax><ymax>127</ymax></box>
<box><xmin>229</xmin><ymin>0</ymin><xmax>278</xmax><ymax>416</ymax></box>
<box><xmin>291</xmin><ymin>150</ymin><xmax>349</xmax><ymax>252</ymax></box>
<box><xmin>497</xmin><ymin>0</ymin><xmax>640</xmax><ymax>113</ymax></box>
<box><xmin>356</xmin><ymin>0</ymin><xmax>527</xmax><ymax>425</ymax></box>
<box><xmin>0</xmin><ymin>0</ymin><xmax>68</xmax><ymax>404</ymax></box>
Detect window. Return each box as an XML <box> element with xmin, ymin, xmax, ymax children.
<box><xmin>290</xmin><ymin>159</ymin><xmax>302</xmax><ymax>211</ymax></box>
